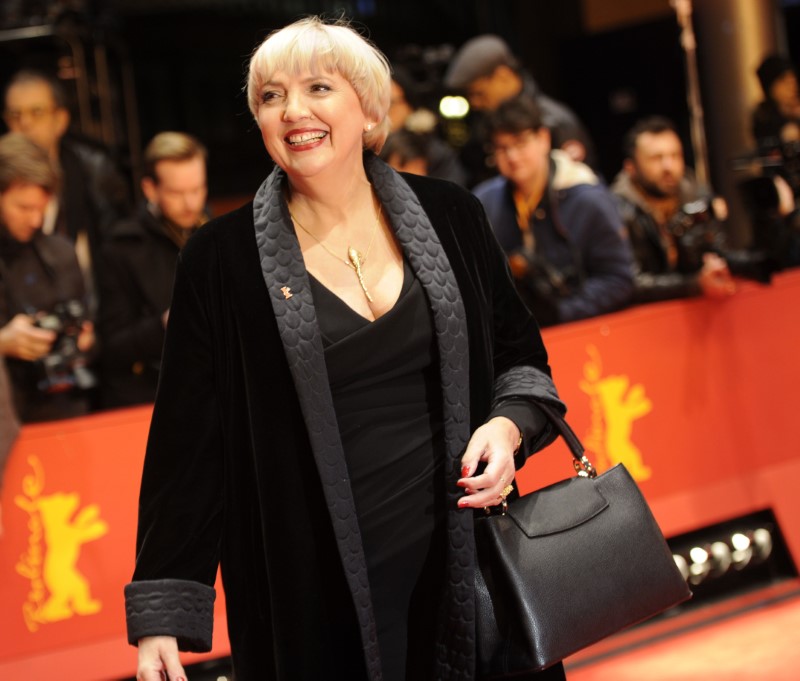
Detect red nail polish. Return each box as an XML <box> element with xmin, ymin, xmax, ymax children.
<box><xmin>462</xmin><ymin>465</ymin><xmax>471</xmax><ymax>477</ymax></box>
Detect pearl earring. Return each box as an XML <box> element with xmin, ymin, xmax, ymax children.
<box><xmin>365</xmin><ymin>123</ymin><xmax>373</xmax><ymax>132</ymax></box>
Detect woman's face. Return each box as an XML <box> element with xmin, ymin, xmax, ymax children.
<box><xmin>255</xmin><ymin>68</ymin><xmax>375</xmax><ymax>179</ymax></box>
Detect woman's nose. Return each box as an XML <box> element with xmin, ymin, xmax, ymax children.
<box><xmin>282</xmin><ymin>92</ymin><xmax>310</xmax><ymax>121</ymax></box>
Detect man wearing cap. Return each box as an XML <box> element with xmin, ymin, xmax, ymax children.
<box><xmin>444</xmin><ymin>34</ymin><xmax>596</xmax><ymax>186</ymax></box>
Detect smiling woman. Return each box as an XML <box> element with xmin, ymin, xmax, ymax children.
<box><xmin>245</xmin><ymin>18</ymin><xmax>391</xmax><ymax>152</ymax></box>
<box><xmin>123</xmin><ymin>15</ymin><xmax>568</xmax><ymax>681</ymax></box>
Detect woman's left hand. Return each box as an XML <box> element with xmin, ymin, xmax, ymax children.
<box><xmin>457</xmin><ymin>416</ymin><xmax>520</xmax><ymax>509</ymax></box>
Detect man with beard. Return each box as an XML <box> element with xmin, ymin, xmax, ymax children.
<box><xmin>98</xmin><ymin>132</ymin><xmax>208</xmax><ymax>408</ymax></box>
<box><xmin>611</xmin><ymin>116</ymin><xmax>737</xmax><ymax>302</ymax></box>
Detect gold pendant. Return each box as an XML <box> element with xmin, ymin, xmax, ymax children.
<box><xmin>347</xmin><ymin>247</ymin><xmax>374</xmax><ymax>303</ymax></box>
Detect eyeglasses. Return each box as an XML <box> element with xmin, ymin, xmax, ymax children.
<box><xmin>3</xmin><ymin>106</ymin><xmax>58</xmax><ymax>124</ymax></box>
<box><xmin>491</xmin><ymin>130</ymin><xmax>539</xmax><ymax>157</ymax></box>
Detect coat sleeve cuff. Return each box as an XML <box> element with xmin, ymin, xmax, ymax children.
<box><xmin>491</xmin><ymin>365</ymin><xmax>566</xmax><ymax>463</ymax></box>
<box><xmin>124</xmin><ymin>579</ymin><xmax>216</xmax><ymax>652</ymax></box>
<box><xmin>491</xmin><ymin>365</ymin><xmax>564</xmax><ymax>412</ymax></box>
<box><xmin>488</xmin><ymin>399</ymin><xmax>555</xmax><ymax>468</ymax></box>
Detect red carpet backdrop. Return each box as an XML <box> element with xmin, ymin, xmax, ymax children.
<box><xmin>1</xmin><ymin>270</ymin><xmax>799</xmax><ymax>679</ymax></box>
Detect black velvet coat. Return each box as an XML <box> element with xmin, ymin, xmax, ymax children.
<box><xmin>125</xmin><ymin>155</ymin><xmax>565</xmax><ymax>680</ymax></box>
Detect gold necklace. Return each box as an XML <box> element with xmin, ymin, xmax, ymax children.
<box><xmin>290</xmin><ymin>197</ymin><xmax>381</xmax><ymax>303</ymax></box>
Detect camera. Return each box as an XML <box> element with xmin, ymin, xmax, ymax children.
<box><xmin>674</xmin><ymin>195</ymin><xmax>787</xmax><ymax>284</ymax></box>
<box><xmin>667</xmin><ymin>198</ymin><xmax>722</xmax><ymax>272</ymax></box>
<box><xmin>752</xmin><ymin>137</ymin><xmax>800</xmax><ymax>196</ymax></box>
<box><xmin>33</xmin><ymin>299</ymin><xmax>96</xmax><ymax>394</ymax></box>
<box><xmin>508</xmin><ymin>250</ymin><xmax>576</xmax><ymax>327</ymax></box>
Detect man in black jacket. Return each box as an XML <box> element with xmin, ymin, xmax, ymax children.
<box><xmin>0</xmin><ymin>132</ymin><xmax>95</xmax><ymax>422</ymax></box>
<box><xmin>610</xmin><ymin>116</ymin><xmax>738</xmax><ymax>303</ymax></box>
<box><xmin>98</xmin><ymin>132</ymin><xmax>208</xmax><ymax>408</ymax></box>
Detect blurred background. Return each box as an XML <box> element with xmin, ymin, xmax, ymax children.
<box><xmin>1</xmin><ymin>0</ymin><xmax>798</xmax><ymax>213</ymax></box>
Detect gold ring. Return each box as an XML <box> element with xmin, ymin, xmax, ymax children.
<box><xmin>500</xmin><ymin>484</ymin><xmax>514</xmax><ymax>499</ymax></box>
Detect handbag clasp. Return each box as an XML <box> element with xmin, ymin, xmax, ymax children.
<box><xmin>573</xmin><ymin>455</ymin><xmax>597</xmax><ymax>479</ymax></box>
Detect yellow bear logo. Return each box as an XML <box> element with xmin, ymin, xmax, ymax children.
<box><xmin>580</xmin><ymin>345</ymin><xmax>653</xmax><ymax>481</ymax></box>
<box><xmin>15</xmin><ymin>455</ymin><xmax>108</xmax><ymax>631</ymax></box>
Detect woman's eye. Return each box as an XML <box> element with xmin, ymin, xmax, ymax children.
<box><xmin>310</xmin><ymin>83</ymin><xmax>331</xmax><ymax>94</ymax></box>
<box><xmin>261</xmin><ymin>90</ymin><xmax>281</xmax><ymax>103</ymax></box>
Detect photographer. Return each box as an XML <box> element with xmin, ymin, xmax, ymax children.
<box><xmin>752</xmin><ymin>55</ymin><xmax>800</xmax><ymax>170</ymax></box>
<box><xmin>611</xmin><ymin>116</ymin><xmax>739</xmax><ymax>303</ymax></box>
<box><xmin>0</xmin><ymin>132</ymin><xmax>95</xmax><ymax>423</ymax></box>
<box><xmin>473</xmin><ymin>95</ymin><xmax>634</xmax><ymax>327</ymax></box>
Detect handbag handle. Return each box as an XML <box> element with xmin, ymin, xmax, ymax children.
<box><xmin>536</xmin><ymin>402</ymin><xmax>597</xmax><ymax>479</ymax></box>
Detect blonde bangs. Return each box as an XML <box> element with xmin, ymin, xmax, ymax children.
<box><xmin>246</xmin><ymin>17</ymin><xmax>391</xmax><ymax>151</ymax></box>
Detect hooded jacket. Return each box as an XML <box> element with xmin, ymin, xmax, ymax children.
<box><xmin>473</xmin><ymin>151</ymin><xmax>634</xmax><ymax>325</ymax></box>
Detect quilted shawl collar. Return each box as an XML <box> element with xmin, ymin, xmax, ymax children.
<box><xmin>252</xmin><ymin>153</ymin><xmax>473</xmax><ymax>680</ymax></box>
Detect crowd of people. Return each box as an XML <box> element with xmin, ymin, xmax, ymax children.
<box><xmin>380</xmin><ymin>36</ymin><xmax>800</xmax><ymax>326</ymax></box>
<box><xmin>0</xmin><ymin>14</ymin><xmax>798</xmax><ymax>681</ymax></box>
<box><xmin>0</xmin><ymin>71</ymin><xmax>209</xmax><ymax>424</ymax></box>
<box><xmin>1</xmin><ymin>31</ymin><xmax>799</xmax><ymax>431</ymax></box>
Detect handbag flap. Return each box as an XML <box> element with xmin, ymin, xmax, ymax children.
<box><xmin>507</xmin><ymin>476</ymin><xmax>609</xmax><ymax>538</ymax></box>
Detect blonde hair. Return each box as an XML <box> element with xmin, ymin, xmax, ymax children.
<box><xmin>143</xmin><ymin>131</ymin><xmax>207</xmax><ymax>182</ymax></box>
<box><xmin>246</xmin><ymin>16</ymin><xmax>391</xmax><ymax>152</ymax></box>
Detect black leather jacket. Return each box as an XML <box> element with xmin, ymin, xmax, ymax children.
<box><xmin>610</xmin><ymin>171</ymin><xmax>712</xmax><ymax>302</ymax></box>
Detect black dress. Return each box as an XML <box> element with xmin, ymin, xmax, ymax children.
<box><xmin>311</xmin><ymin>260</ymin><xmax>567</xmax><ymax>681</ymax></box>
<box><xmin>311</xmin><ymin>259</ymin><xmax>446</xmax><ymax>681</ymax></box>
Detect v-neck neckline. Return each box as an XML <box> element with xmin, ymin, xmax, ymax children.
<box><xmin>308</xmin><ymin>258</ymin><xmax>411</xmax><ymax>325</ymax></box>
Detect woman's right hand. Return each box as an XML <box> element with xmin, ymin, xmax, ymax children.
<box><xmin>137</xmin><ymin>636</ymin><xmax>186</xmax><ymax>681</ymax></box>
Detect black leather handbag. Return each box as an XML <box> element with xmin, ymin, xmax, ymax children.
<box><xmin>475</xmin><ymin>404</ymin><xmax>691</xmax><ymax>678</ymax></box>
